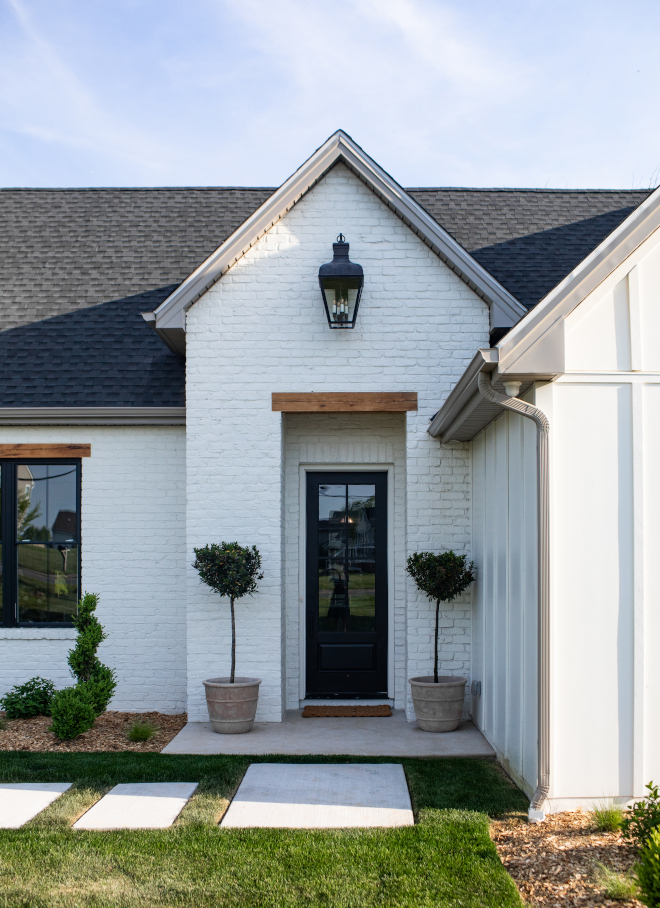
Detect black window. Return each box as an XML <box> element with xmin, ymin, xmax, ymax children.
<box><xmin>1</xmin><ymin>461</ymin><xmax>81</xmax><ymax>626</ymax></box>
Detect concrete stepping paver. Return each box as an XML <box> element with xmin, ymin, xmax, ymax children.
<box><xmin>73</xmin><ymin>782</ymin><xmax>198</xmax><ymax>830</ymax></box>
<box><xmin>221</xmin><ymin>763</ymin><xmax>414</xmax><ymax>828</ymax></box>
<box><xmin>0</xmin><ymin>783</ymin><xmax>72</xmax><ymax>828</ymax></box>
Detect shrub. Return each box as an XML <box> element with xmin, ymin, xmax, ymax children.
<box><xmin>49</xmin><ymin>685</ymin><xmax>96</xmax><ymax>740</ymax></box>
<box><xmin>637</xmin><ymin>827</ymin><xmax>660</xmax><ymax>906</ymax></box>
<box><xmin>128</xmin><ymin>720</ymin><xmax>156</xmax><ymax>742</ymax></box>
<box><xmin>623</xmin><ymin>782</ymin><xmax>660</xmax><ymax>849</ymax></box>
<box><xmin>406</xmin><ymin>551</ymin><xmax>475</xmax><ymax>683</ymax></box>
<box><xmin>193</xmin><ymin>542</ymin><xmax>263</xmax><ymax>683</ymax></box>
<box><xmin>67</xmin><ymin>592</ymin><xmax>116</xmax><ymax>715</ymax></box>
<box><xmin>594</xmin><ymin>862</ymin><xmax>639</xmax><ymax>901</ymax></box>
<box><xmin>0</xmin><ymin>677</ymin><xmax>56</xmax><ymax>719</ymax></box>
<box><xmin>591</xmin><ymin>800</ymin><xmax>625</xmax><ymax>832</ymax></box>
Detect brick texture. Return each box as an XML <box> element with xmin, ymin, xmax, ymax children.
<box><xmin>186</xmin><ymin>164</ymin><xmax>487</xmax><ymax>721</ymax></box>
<box><xmin>0</xmin><ymin>426</ymin><xmax>186</xmax><ymax>712</ymax></box>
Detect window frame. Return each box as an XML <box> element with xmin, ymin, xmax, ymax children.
<box><xmin>1</xmin><ymin>458</ymin><xmax>82</xmax><ymax>628</ymax></box>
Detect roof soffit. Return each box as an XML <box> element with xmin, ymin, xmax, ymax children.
<box><xmin>147</xmin><ymin>130</ymin><xmax>526</xmax><ymax>351</ymax></box>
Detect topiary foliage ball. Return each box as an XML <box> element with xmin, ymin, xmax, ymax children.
<box><xmin>406</xmin><ymin>551</ymin><xmax>475</xmax><ymax>606</ymax></box>
<box><xmin>193</xmin><ymin>542</ymin><xmax>263</xmax><ymax>600</ymax></box>
<box><xmin>406</xmin><ymin>550</ymin><xmax>475</xmax><ymax>683</ymax></box>
<box><xmin>193</xmin><ymin>542</ymin><xmax>263</xmax><ymax>683</ymax></box>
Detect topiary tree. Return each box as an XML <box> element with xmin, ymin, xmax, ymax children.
<box><xmin>406</xmin><ymin>550</ymin><xmax>475</xmax><ymax>683</ymax></box>
<box><xmin>67</xmin><ymin>592</ymin><xmax>116</xmax><ymax>715</ymax></box>
<box><xmin>193</xmin><ymin>542</ymin><xmax>263</xmax><ymax>683</ymax></box>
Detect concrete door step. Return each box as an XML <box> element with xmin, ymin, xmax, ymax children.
<box><xmin>221</xmin><ymin>763</ymin><xmax>414</xmax><ymax>828</ymax></box>
<box><xmin>73</xmin><ymin>782</ymin><xmax>198</xmax><ymax>830</ymax></box>
<box><xmin>0</xmin><ymin>783</ymin><xmax>72</xmax><ymax>828</ymax></box>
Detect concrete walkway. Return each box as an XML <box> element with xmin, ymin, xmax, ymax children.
<box><xmin>73</xmin><ymin>783</ymin><xmax>198</xmax><ymax>830</ymax></box>
<box><xmin>162</xmin><ymin>710</ymin><xmax>494</xmax><ymax>757</ymax></box>
<box><xmin>221</xmin><ymin>763</ymin><xmax>414</xmax><ymax>828</ymax></box>
<box><xmin>0</xmin><ymin>783</ymin><xmax>72</xmax><ymax>828</ymax></box>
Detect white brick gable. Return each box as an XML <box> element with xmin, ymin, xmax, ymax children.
<box><xmin>185</xmin><ymin>163</ymin><xmax>487</xmax><ymax>721</ymax></box>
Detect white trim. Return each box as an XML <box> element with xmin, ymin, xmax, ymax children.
<box><xmin>147</xmin><ymin>130</ymin><xmax>525</xmax><ymax>354</ymax></box>
<box><xmin>555</xmin><ymin>373</ymin><xmax>660</xmax><ymax>382</ymax></box>
<box><xmin>298</xmin><ymin>463</ymin><xmax>396</xmax><ymax>701</ymax></box>
<box><xmin>632</xmin><ymin>382</ymin><xmax>645</xmax><ymax>796</ymax></box>
<box><xmin>0</xmin><ymin>408</ymin><xmax>185</xmax><ymax>426</ymax></box>
<box><xmin>628</xmin><ymin>266</ymin><xmax>642</xmax><ymax>372</ymax></box>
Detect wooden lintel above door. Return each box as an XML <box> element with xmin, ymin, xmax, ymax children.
<box><xmin>272</xmin><ymin>392</ymin><xmax>417</xmax><ymax>413</ymax></box>
<box><xmin>0</xmin><ymin>443</ymin><xmax>91</xmax><ymax>458</ymax></box>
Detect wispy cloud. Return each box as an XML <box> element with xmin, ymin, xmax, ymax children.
<box><xmin>0</xmin><ymin>0</ymin><xmax>173</xmax><ymax>175</ymax></box>
<box><xmin>0</xmin><ymin>0</ymin><xmax>659</xmax><ymax>187</ymax></box>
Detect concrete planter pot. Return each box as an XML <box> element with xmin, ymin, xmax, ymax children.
<box><xmin>203</xmin><ymin>677</ymin><xmax>261</xmax><ymax>734</ymax></box>
<box><xmin>409</xmin><ymin>676</ymin><xmax>467</xmax><ymax>732</ymax></box>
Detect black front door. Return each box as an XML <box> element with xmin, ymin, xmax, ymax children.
<box><xmin>305</xmin><ymin>472</ymin><xmax>388</xmax><ymax>697</ymax></box>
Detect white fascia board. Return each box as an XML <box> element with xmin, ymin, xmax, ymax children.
<box><xmin>497</xmin><ymin>183</ymin><xmax>660</xmax><ymax>374</ymax></box>
<box><xmin>149</xmin><ymin>130</ymin><xmax>526</xmax><ymax>337</ymax></box>
<box><xmin>0</xmin><ymin>408</ymin><xmax>186</xmax><ymax>425</ymax></box>
<box><xmin>428</xmin><ymin>349</ymin><xmax>498</xmax><ymax>438</ymax></box>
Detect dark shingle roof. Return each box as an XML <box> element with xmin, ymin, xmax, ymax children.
<box><xmin>409</xmin><ymin>188</ymin><xmax>650</xmax><ymax>309</ymax></box>
<box><xmin>0</xmin><ymin>185</ymin><xmax>651</xmax><ymax>408</ymax></box>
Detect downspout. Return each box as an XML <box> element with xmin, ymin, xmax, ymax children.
<box><xmin>477</xmin><ymin>371</ymin><xmax>550</xmax><ymax>823</ymax></box>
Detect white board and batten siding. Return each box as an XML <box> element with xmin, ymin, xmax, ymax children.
<box><xmin>472</xmin><ymin>224</ymin><xmax>660</xmax><ymax>809</ymax></box>
<box><xmin>471</xmin><ymin>403</ymin><xmax>539</xmax><ymax>798</ymax></box>
<box><xmin>550</xmin><ymin>224</ymin><xmax>660</xmax><ymax>807</ymax></box>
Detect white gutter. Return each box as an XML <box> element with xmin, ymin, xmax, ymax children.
<box><xmin>477</xmin><ymin>372</ymin><xmax>550</xmax><ymax>822</ymax></box>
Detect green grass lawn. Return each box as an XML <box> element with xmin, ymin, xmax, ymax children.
<box><xmin>0</xmin><ymin>753</ymin><xmax>528</xmax><ymax>908</ymax></box>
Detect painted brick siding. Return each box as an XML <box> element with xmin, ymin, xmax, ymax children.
<box><xmin>0</xmin><ymin>426</ymin><xmax>186</xmax><ymax>713</ymax></box>
<box><xmin>185</xmin><ymin>163</ymin><xmax>488</xmax><ymax>721</ymax></box>
<box><xmin>283</xmin><ymin>412</ymin><xmax>407</xmax><ymax>708</ymax></box>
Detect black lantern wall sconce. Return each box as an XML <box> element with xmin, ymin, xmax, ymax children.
<box><xmin>318</xmin><ymin>235</ymin><xmax>364</xmax><ymax>329</ymax></box>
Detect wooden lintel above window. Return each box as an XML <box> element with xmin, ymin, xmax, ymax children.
<box><xmin>272</xmin><ymin>392</ymin><xmax>418</xmax><ymax>413</ymax></box>
<box><xmin>0</xmin><ymin>443</ymin><xmax>91</xmax><ymax>458</ymax></box>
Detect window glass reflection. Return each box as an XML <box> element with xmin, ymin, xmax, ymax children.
<box><xmin>17</xmin><ymin>464</ymin><xmax>78</xmax><ymax>543</ymax></box>
<box><xmin>317</xmin><ymin>483</ymin><xmax>376</xmax><ymax>632</ymax></box>
<box><xmin>17</xmin><ymin>543</ymin><xmax>79</xmax><ymax>623</ymax></box>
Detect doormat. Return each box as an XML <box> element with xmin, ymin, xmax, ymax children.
<box><xmin>302</xmin><ymin>705</ymin><xmax>392</xmax><ymax>718</ymax></box>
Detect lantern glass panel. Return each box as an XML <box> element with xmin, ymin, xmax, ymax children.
<box><xmin>322</xmin><ymin>276</ymin><xmax>361</xmax><ymax>325</ymax></box>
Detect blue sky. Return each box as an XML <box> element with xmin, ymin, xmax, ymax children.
<box><xmin>1</xmin><ymin>0</ymin><xmax>659</xmax><ymax>189</ymax></box>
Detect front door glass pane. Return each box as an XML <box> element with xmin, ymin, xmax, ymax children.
<box><xmin>317</xmin><ymin>483</ymin><xmax>376</xmax><ymax>633</ymax></box>
<box><xmin>346</xmin><ymin>485</ymin><xmax>376</xmax><ymax>631</ymax></box>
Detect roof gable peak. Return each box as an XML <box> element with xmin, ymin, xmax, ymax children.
<box><xmin>145</xmin><ymin>130</ymin><xmax>525</xmax><ymax>355</ymax></box>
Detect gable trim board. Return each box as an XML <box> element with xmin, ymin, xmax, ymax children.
<box><xmin>0</xmin><ymin>408</ymin><xmax>186</xmax><ymax>426</ymax></box>
<box><xmin>145</xmin><ymin>131</ymin><xmax>526</xmax><ymax>355</ymax></box>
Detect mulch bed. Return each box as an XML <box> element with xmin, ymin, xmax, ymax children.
<box><xmin>0</xmin><ymin>711</ymin><xmax>187</xmax><ymax>752</ymax></box>
<box><xmin>491</xmin><ymin>809</ymin><xmax>643</xmax><ymax>907</ymax></box>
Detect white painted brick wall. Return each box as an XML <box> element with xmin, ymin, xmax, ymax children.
<box><xmin>186</xmin><ymin>164</ymin><xmax>488</xmax><ymax>721</ymax></box>
<box><xmin>0</xmin><ymin>426</ymin><xmax>186</xmax><ymax>713</ymax></box>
